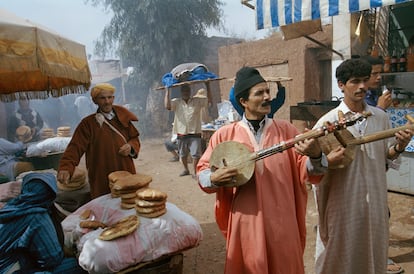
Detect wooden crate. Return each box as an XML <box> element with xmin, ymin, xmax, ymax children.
<box><xmin>118</xmin><ymin>253</ymin><xmax>183</xmax><ymax>274</ymax></box>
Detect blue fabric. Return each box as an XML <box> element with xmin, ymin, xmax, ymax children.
<box><xmin>0</xmin><ymin>173</ymin><xmax>85</xmax><ymax>273</ymax></box>
<box><xmin>162</xmin><ymin>71</ymin><xmax>218</xmax><ymax>88</ymax></box>
<box><xmin>0</xmin><ymin>213</ymin><xmax>63</xmax><ymax>273</ymax></box>
<box><xmin>365</xmin><ymin>90</ymin><xmax>379</xmax><ymax>107</ymax></box>
<box><xmin>228</xmin><ymin>86</ymin><xmax>286</xmax><ymax>118</ymax></box>
<box><xmin>0</xmin><ymin>173</ymin><xmax>57</xmax><ymax>222</ymax></box>
<box><xmin>256</xmin><ymin>0</ymin><xmax>414</xmax><ymax>28</ymax></box>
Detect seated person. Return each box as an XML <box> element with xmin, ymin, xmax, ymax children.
<box><xmin>0</xmin><ymin>172</ymin><xmax>86</xmax><ymax>273</ymax></box>
<box><xmin>0</xmin><ymin>129</ymin><xmax>34</xmax><ymax>182</ymax></box>
<box><xmin>8</xmin><ymin>99</ymin><xmax>44</xmax><ymax>142</ymax></box>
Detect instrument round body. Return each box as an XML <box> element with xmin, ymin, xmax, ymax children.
<box><xmin>318</xmin><ymin>129</ymin><xmax>356</xmax><ymax>169</ymax></box>
<box><xmin>209</xmin><ymin>141</ymin><xmax>255</xmax><ymax>187</ymax></box>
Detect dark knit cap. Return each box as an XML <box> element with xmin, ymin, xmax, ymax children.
<box><xmin>234</xmin><ymin>67</ymin><xmax>265</xmax><ymax>97</ymax></box>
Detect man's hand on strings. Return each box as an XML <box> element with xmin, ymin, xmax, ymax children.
<box><xmin>295</xmin><ymin>128</ymin><xmax>323</xmax><ymax>159</ymax></box>
<box><xmin>327</xmin><ymin>146</ymin><xmax>346</xmax><ymax>166</ymax></box>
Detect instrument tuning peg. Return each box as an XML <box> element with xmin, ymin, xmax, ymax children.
<box><xmin>362</xmin><ymin>111</ymin><xmax>372</xmax><ymax>118</ymax></box>
<box><xmin>338</xmin><ymin>110</ymin><xmax>345</xmax><ymax>121</ymax></box>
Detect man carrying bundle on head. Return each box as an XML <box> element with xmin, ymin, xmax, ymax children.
<box><xmin>196</xmin><ymin>66</ymin><xmax>328</xmax><ymax>274</ymax></box>
<box><xmin>57</xmin><ymin>83</ymin><xmax>141</xmax><ymax>199</ymax></box>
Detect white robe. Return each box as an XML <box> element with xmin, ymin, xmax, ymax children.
<box><xmin>314</xmin><ymin>102</ymin><xmax>392</xmax><ymax>274</ymax></box>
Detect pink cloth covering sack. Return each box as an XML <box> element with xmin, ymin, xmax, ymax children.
<box><xmin>61</xmin><ymin>194</ymin><xmax>203</xmax><ymax>273</ymax></box>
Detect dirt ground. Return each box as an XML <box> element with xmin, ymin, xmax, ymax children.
<box><xmin>133</xmin><ymin>137</ymin><xmax>414</xmax><ymax>274</ymax></box>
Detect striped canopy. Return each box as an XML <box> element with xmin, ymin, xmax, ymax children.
<box><xmin>256</xmin><ymin>0</ymin><xmax>414</xmax><ymax>29</ymax></box>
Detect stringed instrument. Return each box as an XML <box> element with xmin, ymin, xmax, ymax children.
<box><xmin>319</xmin><ymin>114</ymin><xmax>414</xmax><ymax>169</ymax></box>
<box><xmin>209</xmin><ymin>111</ymin><xmax>372</xmax><ymax>187</ymax></box>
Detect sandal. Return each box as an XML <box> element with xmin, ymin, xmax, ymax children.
<box><xmin>387</xmin><ymin>258</ymin><xmax>404</xmax><ymax>274</ymax></box>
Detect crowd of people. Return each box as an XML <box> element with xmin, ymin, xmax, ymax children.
<box><xmin>1</xmin><ymin>55</ymin><xmax>413</xmax><ymax>273</ymax></box>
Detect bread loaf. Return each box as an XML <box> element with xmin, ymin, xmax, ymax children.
<box><xmin>136</xmin><ymin>188</ymin><xmax>167</xmax><ymax>201</ymax></box>
<box><xmin>108</xmin><ymin>170</ymin><xmax>132</xmax><ymax>183</ymax></box>
<box><xmin>121</xmin><ymin>202</ymin><xmax>136</xmax><ymax>210</ymax></box>
<box><xmin>135</xmin><ymin>204</ymin><xmax>166</xmax><ymax>214</ymax></box>
<box><xmin>79</xmin><ymin>209</ymin><xmax>92</xmax><ymax>220</ymax></box>
<box><xmin>137</xmin><ymin>208</ymin><xmax>167</xmax><ymax>218</ymax></box>
<box><xmin>79</xmin><ymin>220</ymin><xmax>107</xmax><ymax>229</ymax></box>
<box><xmin>99</xmin><ymin>215</ymin><xmax>139</xmax><ymax>241</ymax></box>
<box><xmin>113</xmin><ymin>173</ymin><xmax>152</xmax><ymax>191</ymax></box>
<box><xmin>135</xmin><ymin>199</ymin><xmax>166</xmax><ymax>208</ymax></box>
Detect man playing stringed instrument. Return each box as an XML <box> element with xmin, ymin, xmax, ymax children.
<box><xmin>313</xmin><ymin>58</ymin><xmax>413</xmax><ymax>274</ymax></box>
<box><xmin>197</xmin><ymin>67</ymin><xmax>328</xmax><ymax>274</ymax></box>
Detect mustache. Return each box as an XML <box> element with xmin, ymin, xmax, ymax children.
<box><xmin>355</xmin><ymin>89</ymin><xmax>366</xmax><ymax>95</ymax></box>
<box><xmin>261</xmin><ymin>101</ymin><xmax>271</xmax><ymax>107</ymax></box>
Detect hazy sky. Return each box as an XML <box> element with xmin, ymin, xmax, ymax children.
<box><xmin>0</xmin><ymin>0</ymin><xmax>267</xmax><ymax>57</ymax></box>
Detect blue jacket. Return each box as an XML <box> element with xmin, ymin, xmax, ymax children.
<box><xmin>229</xmin><ymin>86</ymin><xmax>286</xmax><ymax>118</ymax></box>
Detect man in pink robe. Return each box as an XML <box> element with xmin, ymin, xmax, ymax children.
<box><xmin>197</xmin><ymin>67</ymin><xmax>327</xmax><ymax>274</ymax></box>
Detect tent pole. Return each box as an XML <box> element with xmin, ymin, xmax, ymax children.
<box><xmin>304</xmin><ymin>35</ymin><xmax>344</xmax><ymax>60</ymax></box>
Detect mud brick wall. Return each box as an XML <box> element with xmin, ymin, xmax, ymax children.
<box><xmin>218</xmin><ymin>26</ymin><xmax>333</xmax><ymax>131</ymax></box>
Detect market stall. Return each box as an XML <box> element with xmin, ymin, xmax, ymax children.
<box><xmin>0</xmin><ymin>9</ymin><xmax>91</xmax><ymax>102</ymax></box>
<box><xmin>61</xmin><ymin>173</ymin><xmax>202</xmax><ymax>274</ymax></box>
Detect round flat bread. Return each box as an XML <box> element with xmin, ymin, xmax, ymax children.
<box><xmin>137</xmin><ymin>208</ymin><xmax>167</xmax><ymax>218</ymax></box>
<box><xmin>108</xmin><ymin>170</ymin><xmax>132</xmax><ymax>183</ymax></box>
<box><xmin>111</xmin><ymin>189</ymin><xmax>120</xmax><ymax>198</ymax></box>
<box><xmin>57</xmin><ymin>180</ymin><xmax>86</xmax><ymax>191</ymax></box>
<box><xmin>135</xmin><ymin>198</ymin><xmax>166</xmax><ymax>208</ymax></box>
<box><xmin>113</xmin><ymin>173</ymin><xmax>152</xmax><ymax>191</ymax></box>
<box><xmin>136</xmin><ymin>188</ymin><xmax>167</xmax><ymax>201</ymax></box>
<box><xmin>79</xmin><ymin>209</ymin><xmax>92</xmax><ymax>220</ymax></box>
<box><xmin>79</xmin><ymin>220</ymin><xmax>107</xmax><ymax>229</ymax></box>
<box><xmin>120</xmin><ymin>191</ymin><xmax>137</xmax><ymax>199</ymax></box>
<box><xmin>121</xmin><ymin>202</ymin><xmax>136</xmax><ymax>209</ymax></box>
<box><xmin>122</xmin><ymin>196</ymin><xmax>137</xmax><ymax>204</ymax></box>
<box><xmin>99</xmin><ymin>215</ymin><xmax>139</xmax><ymax>241</ymax></box>
<box><xmin>135</xmin><ymin>204</ymin><xmax>166</xmax><ymax>214</ymax></box>
<box><xmin>116</xmin><ymin>185</ymin><xmax>148</xmax><ymax>195</ymax></box>
<box><xmin>57</xmin><ymin>126</ymin><xmax>71</xmax><ymax>131</ymax></box>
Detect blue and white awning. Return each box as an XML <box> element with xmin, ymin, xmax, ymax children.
<box><xmin>256</xmin><ymin>0</ymin><xmax>414</xmax><ymax>29</ymax></box>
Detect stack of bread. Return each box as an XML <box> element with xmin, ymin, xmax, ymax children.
<box><xmin>16</xmin><ymin>125</ymin><xmax>32</xmax><ymax>143</ymax></box>
<box><xmin>135</xmin><ymin>188</ymin><xmax>167</xmax><ymax>218</ymax></box>
<box><xmin>112</xmin><ymin>173</ymin><xmax>152</xmax><ymax>209</ymax></box>
<box><xmin>99</xmin><ymin>215</ymin><xmax>140</xmax><ymax>241</ymax></box>
<box><xmin>57</xmin><ymin>167</ymin><xmax>87</xmax><ymax>191</ymax></box>
<box><xmin>57</xmin><ymin>126</ymin><xmax>71</xmax><ymax>137</ymax></box>
<box><xmin>108</xmin><ymin>170</ymin><xmax>132</xmax><ymax>198</ymax></box>
<box><xmin>41</xmin><ymin>128</ymin><xmax>54</xmax><ymax>139</ymax></box>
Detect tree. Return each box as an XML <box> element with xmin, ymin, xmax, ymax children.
<box><xmin>88</xmin><ymin>0</ymin><xmax>223</xmax><ymax>103</ymax></box>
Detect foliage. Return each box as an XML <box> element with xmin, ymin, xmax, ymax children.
<box><xmin>87</xmin><ymin>0</ymin><xmax>223</xmax><ymax>102</ymax></box>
